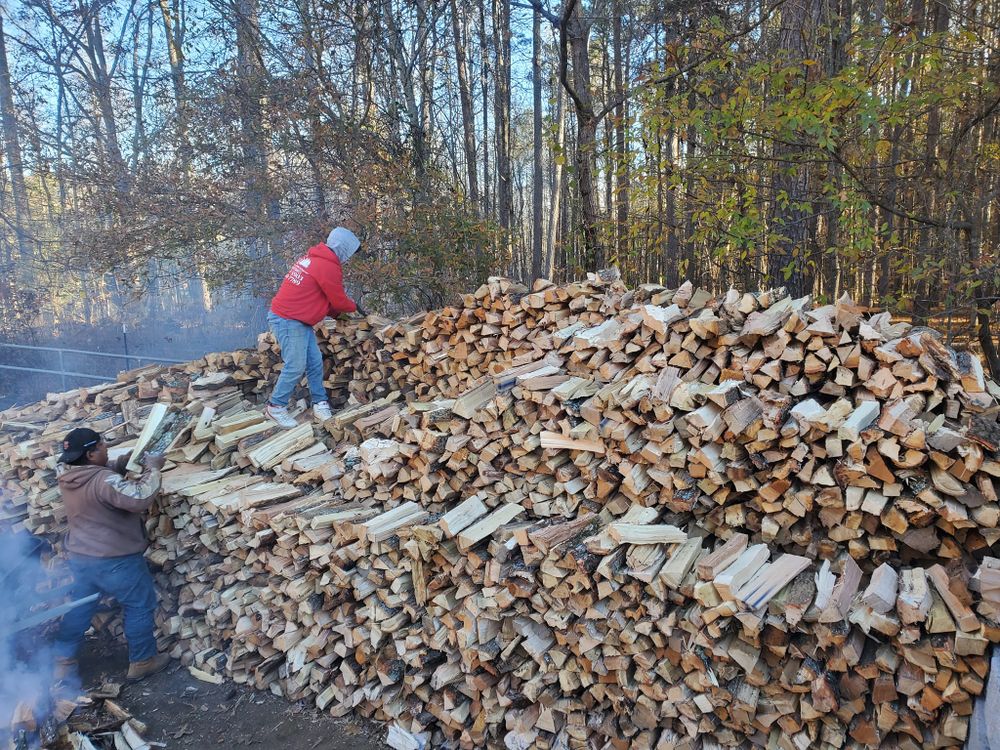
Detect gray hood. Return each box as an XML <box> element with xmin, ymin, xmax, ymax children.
<box><xmin>326</xmin><ymin>227</ymin><xmax>361</xmax><ymax>264</ymax></box>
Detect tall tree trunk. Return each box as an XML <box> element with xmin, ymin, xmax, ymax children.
<box><xmin>79</xmin><ymin>0</ymin><xmax>129</xmax><ymax>194</ymax></box>
<box><xmin>914</xmin><ymin>0</ymin><xmax>949</xmax><ymax>324</ymax></box>
<box><xmin>129</xmin><ymin>9</ymin><xmax>154</xmax><ymax>176</ymax></box>
<box><xmin>478</xmin><ymin>0</ymin><xmax>491</xmax><ymax>217</ymax></box>
<box><xmin>769</xmin><ymin>0</ymin><xmax>821</xmax><ymax>296</ymax></box>
<box><xmin>493</xmin><ymin>0</ymin><xmax>513</xmax><ymax>261</ymax></box>
<box><xmin>158</xmin><ymin>0</ymin><xmax>191</xmax><ymax>171</ymax></box>
<box><xmin>546</xmin><ymin>82</ymin><xmax>565</xmax><ymax>278</ymax></box>
<box><xmin>684</xmin><ymin>81</ymin><xmax>697</xmax><ymax>283</ymax></box>
<box><xmin>234</xmin><ymin>0</ymin><xmax>279</xmax><ymax>267</ymax></box>
<box><xmin>562</xmin><ymin>0</ymin><xmax>601</xmax><ymax>268</ymax></box>
<box><xmin>822</xmin><ymin>0</ymin><xmax>851</xmax><ymax>302</ymax></box>
<box><xmin>602</xmin><ymin>40</ymin><xmax>613</xmax><ymax>237</ymax></box>
<box><xmin>665</xmin><ymin>127</ymin><xmax>680</xmax><ymax>287</ymax></box>
<box><xmin>417</xmin><ymin>0</ymin><xmax>435</xmax><ymax>196</ymax></box>
<box><xmin>450</xmin><ymin>0</ymin><xmax>480</xmax><ymax>207</ymax></box>
<box><xmin>531</xmin><ymin>5</ymin><xmax>544</xmax><ymax>280</ymax></box>
<box><xmin>297</xmin><ymin>0</ymin><xmax>328</xmax><ymax>213</ymax></box>
<box><xmin>0</xmin><ymin>12</ymin><xmax>31</xmax><ymax>259</ymax></box>
<box><xmin>385</xmin><ymin>0</ymin><xmax>428</xmax><ymax>198</ymax></box>
<box><xmin>612</xmin><ymin>3</ymin><xmax>629</xmax><ymax>269</ymax></box>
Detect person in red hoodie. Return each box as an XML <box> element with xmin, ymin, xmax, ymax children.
<box><xmin>266</xmin><ymin>227</ymin><xmax>366</xmax><ymax>428</ymax></box>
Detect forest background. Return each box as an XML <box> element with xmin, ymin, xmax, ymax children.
<box><xmin>0</xmin><ymin>0</ymin><xmax>999</xmax><ymax>404</ymax></box>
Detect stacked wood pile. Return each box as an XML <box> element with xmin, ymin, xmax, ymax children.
<box><xmin>0</xmin><ymin>353</ymin><xmax>270</xmax><ymax>534</ymax></box>
<box><xmin>5</xmin><ymin>271</ymin><xmax>1000</xmax><ymax>749</ymax></box>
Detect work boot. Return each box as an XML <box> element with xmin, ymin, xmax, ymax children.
<box><xmin>313</xmin><ymin>402</ymin><xmax>333</xmax><ymax>422</ymax></box>
<box><xmin>126</xmin><ymin>653</ymin><xmax>170</xmax><ymax>682</ymax></box>
<box><xmin>53</xmin><ymin>656</ymin><xmax>78</xmax><ymax>682</ymax></box>
<box><xmin>265</xmin><ymin>403</ymin><xmax>298</xmax><ymax>429</ymax></box>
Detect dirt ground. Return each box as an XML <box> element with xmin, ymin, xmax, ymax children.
<box><xmin>77</xmin><ymin>633</ymin><xmax>387</xmax><ymax>750</ymax></box>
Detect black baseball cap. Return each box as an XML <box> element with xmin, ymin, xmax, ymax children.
<box><xmin>59</xmin><ymin>428</ymin><xmax>102</xmax><ymax>463</ymax></box>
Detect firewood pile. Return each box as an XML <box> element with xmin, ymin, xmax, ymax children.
<box><xmin>7</xmin><ymin>689</ymin><xmax>152</xmax><ymax>750</ymax></box>
<box><xmin>5</xmin><ymin>271</ymin><xmax>1000</xmax><ymax>749</ymax></box>
<box><xmin>56</xmin><ymin>682</ymin><xmax>153</xmax><ymax>750</ymax></box>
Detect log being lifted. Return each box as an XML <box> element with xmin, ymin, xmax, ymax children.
<box><xmin>4</xmin><ymin>271</ymin><xmax>1000</xmax><ymax>750</ymax></box>
<box><xmin>126</xmin><ymin>403</ymin><xmax>169</xmax><ymax>472</ymax></box>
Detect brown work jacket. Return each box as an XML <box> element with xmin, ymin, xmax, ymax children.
<box><xmin>57</xmin><ymin>457</ymin><xmax>161</xmax><ymax>558</ymax></box>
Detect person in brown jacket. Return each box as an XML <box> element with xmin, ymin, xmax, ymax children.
<box><xmin>53</xmin><ymin>427</ymin><xmax>170</xmax><ymax>681</ymax></box>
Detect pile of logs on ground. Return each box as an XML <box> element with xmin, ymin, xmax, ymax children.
<box><xmin>5</xmin><ymin>271</ymin><xmax>1000</xmax><ymax>749</ymax></box>
<box><xmin>57</xmin><ymin>681</ymin><xmax>154</xmax><ymax>750</ymax></box>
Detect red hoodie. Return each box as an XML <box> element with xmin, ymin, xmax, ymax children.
<box><xmin>270</xmin><ymin>244</ymin><xmax>357</xmax><ymax>325</ymax></box>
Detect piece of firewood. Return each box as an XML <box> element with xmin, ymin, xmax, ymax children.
<box><xmin>126</xmin><ymin>403</ymin><xmax>170</xmax><ymax>472</ymax></box>
<box><xmin>608</xmin><ymin>524</ymin><xmax>687</xmax><ymax>546</ymax></box>
<box><xmin>658</xmin><ymin>537</ymin><xmax>704</xmax><ymax>589</ymax></box>
<box><xmin>11</xmin><ymin>700</ymin><xmax>36</xmax><ymax>731</ymax></box>
<box><xmin>861</xmin><ymin>563</ymin><xmax>898</xmax><ymax>614</ymax></box>
<box><xmin>438</xmin><ymin>495</ymin><xmax>488</xmax><ymax>537</ymax></box>
<box><xmin>819</xmin><ymin>556</ymin><xmax>862</xmax><ymax>623</ymax></box>
<box><xmin>697</xmin><ymin>533</ymin><xmax>749</xmax><ymax>580</ymax></box>
<box><xmin>838</xmin><ymin>401</ymin><xmax>880</xmax><ymax>442</ymax></box>
<box><xmin>740</xmin><ymin>554</ymin><xmax>811</xmax><ymax>609</ymax></box>
<box><xmin>714</xmin><ymin>544</ymin><xmax>769</xmax><ymax>600</ymax></box>
<box><xmin>539</xmin><ymin>431</ymin><xmax>606</xmax><ymax>454</ymax></box>
<box><xmin>927</xmin><ymin>564</ymin><xmax>981</xmax><ymax>632</ymax></box>
<box><xmin>188</xmin><ymin>665</ymin><xmax>224</xmax><ymax>685</ymax></box>
<box><xmin>457</xmin><ymin>503</ymin><xmax>525</xmax><ymax>551</ymax></box>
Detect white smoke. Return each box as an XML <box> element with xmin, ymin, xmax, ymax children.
<box><xmin>0</xmin><ymin>526</ymin><xmax>82</xmax><ymax>748</ymax></box>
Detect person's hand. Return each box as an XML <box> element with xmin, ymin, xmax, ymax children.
<box><xmin>144</xmin><ymin>453</ymin><xmax>167</xmax><ymax>471</ymax></box>
<box><xmin>114</xmin><ymin>451</ymin><xmax>133</xmax><ymax>475</ymax></box>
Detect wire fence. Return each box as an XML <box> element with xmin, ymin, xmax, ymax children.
<box><xmin>0</xmin><ymin>343</ymin><xmax>185</xmax><ymax>391</ymax></box>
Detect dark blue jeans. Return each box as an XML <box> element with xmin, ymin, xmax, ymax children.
<box><xmin>54</xmin><ymin>552</ymin><xmax>158</xmax><ymax>663</ymax></box>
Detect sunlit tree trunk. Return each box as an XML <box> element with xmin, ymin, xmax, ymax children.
<box><xmin>531</xmin><ymin>5</ymin><xmax>544</xmax><ymax>280</ymax></box>
<box><xmin>0</xmin><ymin>12</ymin><xmax>31</xmax><ymax>259</ymax></box>
<box><xmin>158</xmin><ymin>0</ymin><xmax>191</xmax><ymax>172</ymax></box>
<box><xmin>450</xmin><ymin>0</ymin><xmax>480</xmax><ymax>207</ymax></box>
<box><xmin>234</xmin><ymin>0</ymin><xmax>280</xmax><ymax>273</ymax></box>
<box><xmin>562</xmin><ymin>0</ymin><xmax>601</xmax><ymax>267</ymax></box>
<box><xmin>493</xmin><ymin>0</ymin><xmax>513</xmax><ymax>262</ymax></box>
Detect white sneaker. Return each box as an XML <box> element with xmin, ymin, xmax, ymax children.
<box><xmin>265</xmin><ymin>404</ymin><xmax>298</xmax><ymax>429</ymax></box>
<box><xmin>313</xmin><ymin>402</ymin><xmax>333</xmax><ymax>422</ymax></box>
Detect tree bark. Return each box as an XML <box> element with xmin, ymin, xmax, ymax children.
<box><xmin>478</xmin><ymin>0</ymin><xmax>491</xmax><ymax>217</ymax></box>
<box><xmin>665</xmin><ymin>127</ymin><xmax>679</xmax><ymax>287</ymax></box>
<box><xmin>821</xmin><ymin>0</ymin><xmax>851</xmax><ymax>302</ymax></box>
<box><xmin>0</xmin><ymin>12</ymin><xmax>31</xmax><ymax>259</ymax></box>
<box><xmin>531</xmin><ymin>4</ymin><xmax>544</xmax><ymax>280</ymax></box>
<box><xmin>769</xmin><ymin>0</ymin><xmax>821</xmax><ymax>296</ymax></box>
<box><xmin>561</xmin><ymin>0</ymin><xmax>601</xmax><ymax>268</ymax></box>
<box><xmin>493</xmin><ymin>0</ymin><xmax>513</xmax><ymax>258</ymax></box>
<box><xmin>234</xmin><ymin>0</ymin><xmax>280</xmax><ymax>266</ymax></box>
<box><xmin>78</xmin><ymin>0</ymin><xmax>129</xmax><ymax>194</ymax></box>
<box><xmin>129</xmin><ymin>9</ymin><xmax>154</xmax><ymax>176</ymax></box>
<box><xmin>297</xmin><ymin>0</ymin><xmax>328</xmax><ymax>213</ymax></box>
<box><xmin>914</xmin><ymin>0</ymin><xmax>949</xmax><ymax>324</ymax></box>
<box><xmin>546</xmin><ymin>82</ymin><xmax>565</xmax><ymax>279</ymax></box>
<box><xmin>385</xmin><ymin>0</ymin><xmax>428</xmax><ymax>198</ymax></box>
<box><xmin>612</xmin><ymin>3</ymin><xmax>628</xmax><ymax>266</ymax></box>
<box><xmin>417</xmin><ymin>0</ymin><xmax>436</xmax><ymax>195</ymax></box>
<box><xmin>450</xmin><ymin>0</ymin><xmax>480</xmax><ymax>207</ymax></box>
<box><xmin>158</xmin><ymin>0</ymin><xmax>191</xmax><ymax>171</ymax></box>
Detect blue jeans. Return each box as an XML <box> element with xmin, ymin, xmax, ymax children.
<box><xmin>267</xmin><ymin>311</ymin><xmax>327</xmax><ymax>407</ymax></box>
<box><xmin>54</xmin><ymin>552</ymin><xmax>158</xmax><ymax>663</ymax></box>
